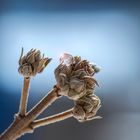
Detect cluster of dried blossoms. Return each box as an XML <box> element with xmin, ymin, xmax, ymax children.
<box><xmin>19</xmin><ymin>48</ymin><xmax>51</xmax><ymax>77</ymax></box>
<box><xmin>0</xmin><ymin>49</ymin><xmax>101</xmax><ymax>140</ymax></box>
<box><xmin>55</xmin><ymin>53</ymin><xmax>101</xmax><ymax>122</ymax></box>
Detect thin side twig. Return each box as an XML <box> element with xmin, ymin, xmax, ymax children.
<box><xmin>19</xmin><ymin>77</ymin><xmax>30</xmax><ymax>116</ymax></box>
<box><xmin>31</xmin><ymin>108</ymin><xmax>73</xmax><ymax>129</ymax></box>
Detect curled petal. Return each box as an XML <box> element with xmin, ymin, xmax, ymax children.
<box><xmin>73</xmin><ymin>69</ymin><xmax>87</xmax><ymax>78</ymax></box>
<box><xmin>67</xmin><ymin>88</ymin><xmax>87</xmax><ymax>100</ymax></box>
<box><xmin>60</xmin><ymin>85</ymin><xmax>69</xmax><ymax>96</ymax></box>
<box><xmin>74</xmin><ymin>56</ymin><xmax>81</xmax><ymax>64</ymax></box>
<box><xmin>70</xmin><ymin>78</ymin><xmax>85</xmax><ymax>91</ymax></box>
<box><xmin>67</xmin><ymin>89</ymin><xmax>79</xmax><ymax>100</ymax></box>
<box><xmin>58</xmin><ymin>73</ymin><xmax>67</xmax><ymax>87</ymax></box>
<box><xmin>26</xmin><ymin>51</ymin><xmax>36</xmax><ymax>63</ymax></box>
<box><xmin>35</xmin><ymin>50</ymin><xmax>41</xmax><ymax>61</ymax></box>
<box><xmin>73</xmin><ymin>105</ymin><xmax>85</xmax><ymax>120</ymax></box>
<box><xmin>19</xmin><ymin>47</ymin><xmax>24</xmax><ymax>65</ymax></box>
<box><xmin>83</xmin><ymin>76</ymin><xmax>99</xmax><ymax>87</ymax></box>
<box><xmin>37</xmin><ymin>58</ymin><xmax>52</xmax><ymax>73</ymax></box>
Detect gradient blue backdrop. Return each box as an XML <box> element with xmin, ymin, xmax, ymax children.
<box><xmin>0</xmin><ymin>0</ymin><xmax>140</xmax><ymax>140</ymax></box>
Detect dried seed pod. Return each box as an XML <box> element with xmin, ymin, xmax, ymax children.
<box><xmin>54</xmin><ymin>53</ymin><xmax>100</xmax><ymax>100</ymax></box>
<box><xmin>73</xmin><ymin>94</ymin><xmax>101</xmax><ymax>122</ymax></box>
<box><xmin>18</xmin><ymin>48</ymin><xmax>51</xmax><ymax>77</ymax></box>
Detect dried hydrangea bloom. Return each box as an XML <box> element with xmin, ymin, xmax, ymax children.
<box><xmin>18</xmin><ymin>48</ymin><xmax>51</xmax><ymax>77</ymax></box>
<box><xmin>73</xmin><ymin>94</ymin><xmax>101</xmax><ymax>122</ymax></box>
<box><xmin>54</xmin><ymin>53</ymin><xmax>100</xmax><ymax>100</ymax></box>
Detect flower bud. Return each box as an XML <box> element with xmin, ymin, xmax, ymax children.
<box><xmin>54</xmin><ymin>53</ymin><xmax>100</xmax><ymax>100</ymax></box>
<box><xmin>73</xmin><ymin>94</ymin><xmax>101</xmax><ymax>122</ymax></box>
<box><xmin>18</xmin><ymin>48</ymin><xmax>51</xmax><ymax>77</ymax></box>
<box><xmin>91</xmin><ymin>64</ymin><xmax>101</xmax><ymax>73</ymax></box>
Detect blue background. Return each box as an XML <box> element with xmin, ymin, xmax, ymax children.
<box><xmin>0</xmin><ymin>0</ymin><xmax>140</xmax><ymax>140</ymax></box>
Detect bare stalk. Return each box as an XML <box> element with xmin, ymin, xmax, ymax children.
<box><xmin>26</xmin><ymin>86</ymin><xmax>61</xmax><ymax>121</ymax></box>
<box><xmin>19</xmin><ymin>77</ymin><xmax>30</xmax><ymax>116</ymax></box>
<box><xmin>31</xmin><ymin>108</ymin><xmax>73</xmax><ymax>129</ymax></box>
<box><xmin>0</xmin><ymin>86</ymin><xmax>61</xmax><ymax>140</ymax></box>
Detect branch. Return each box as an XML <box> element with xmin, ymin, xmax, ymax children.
<box><xmin>19</xmin><ymin>77</ymin><xmax>30</xmax><ymax>116</ymax></box>
<box><xmin>31</xmin><ymin>108</ymin><xmax>73</xmax><ymax>129</ymax></box>
<box><xmin>0</xmin><ymin>86</ymin><xmax>61</xmax><ymax>140</ymax></box>
<box><xmin>30</xmin><ymin>109</ymin><xmax>102</xmax><ymax>129</ymax></box>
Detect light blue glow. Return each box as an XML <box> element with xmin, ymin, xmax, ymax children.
<box><xmin>0</xmin><ymin>11</ymin><xmax>140</xmax><ymax>93</ymax></box>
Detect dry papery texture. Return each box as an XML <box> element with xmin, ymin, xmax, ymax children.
<box><xmin>55</xmin><ymin>53</ymin><xmax>101</xmax><ymax>121</ymax></box>
<box><xmin>55</xmin><ymin>53</ymin><xmax>100</xmax><ymax>100</ymax></box>
<box><xmin>18</xmin><ymin>48</ymin><xmax>52</xmax><ymax>116</ymax></box>
<box><xmin>19</xmin><ymin>48</ymin><xmax>52</xmax><ymax>77</ymax></box>
<box><xmin>73</xmin><ymin>94</ymin><xmax>101</xmax><ymax>122</ymax></box>
<box><xmin>0</xmin><ymin>50</ymin><xmax>101</xmax><ymax>140</ymax></box>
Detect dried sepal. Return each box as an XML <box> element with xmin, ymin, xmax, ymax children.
<box><xmin>37</xmin><ymin>58</ymin><xmax>52</xmax><ymax>73</ymax></box>
<box><xmin>18</xmin><ymin>48</ymin><xmax>51</xmax><ymax>77</ymax></box>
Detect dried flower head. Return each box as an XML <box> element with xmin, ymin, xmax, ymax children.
<box><xmin>18</xmin><ymin>48</ymin><xmax>52</xmax><ymax>77</ymax></box>
<box><xmin>73</xmin><ymin>94</ymin><xmax>101</xmax><ymax>122</ymax></box>
<box><xmin>54</xmin><ymin>53</ymin><xmax>100</xmax><ymax>100</ymax></box>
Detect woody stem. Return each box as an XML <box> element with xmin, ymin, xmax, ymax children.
<box><xmin>19</xmin><ymin>77</ymin><xmax>30</xmax><ymax>116</ymax></box>
<box><xmin>0</xmin><ymin>86</ymin><xmax>61</xmax><ymax>140</ymax></box>
<box><xmin>31</xmin><ymin>108</ymin><xmax>73</xmax><ymax>129</ymax></box>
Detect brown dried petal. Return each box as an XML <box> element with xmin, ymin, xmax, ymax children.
<box><xmin>67</xmin><ymin>88</ymin><xmax>87</xmax><ymax>100</ymax></box>
<box><xmin>31</xmin><ymin>61</ymin><xmax>39</xmax><ymax>76</ymax></box>
<box><xmin>60</xmin><ymin>84</ymin><xmax>69</xmax><ymax>96</ymax></box>
<box><xmin>61</xmin><ymin>64</ymin><xmax>71</xmax><ymax>75</ymax></box>
<box><xmin>70</xmin><ymin>78</ymin><xmax>84</xmax><ymax>91</ymax></box>
<box><xmin>44</xmin><ymin>58</ymin><xmax>52</xmax><ymax>67</ymax></box>
<box><xmin>26</xmin><ymin>52</ymin><xmax>36</xmax><ymax>64</ymax></box>
<box><xmin>55</xmin><ymin>64</ymin><xmax>70</xmax><ymax>77</ymax></box>
<box><xmin>19</xmin><ymin>56</ymin><xmax>26</xmax><ymax>65</ymax></box>
<box><xmin>54</xmin><ymin>64</ymin><xmax>63</xmax><ymax>77</ymax></box>
<box><xmin>35</xmin><ymin>50</ymin><xmax>41</xmax><ymax>61</ymax></box>
<box><xmin>83</xmin><ymin>76</ymin><xmax>99</xmax><ymax>87</ymax></box>
<box><xmin>37</xmin><ymin>58</ymin><xmax>51</xmax><ymax>73</ymax></box>
<box><xmin>73</xmin><ymin>69</ymin><xmax>87</xmax><ymax>78</ymax></box>
<box><xmin>73</xmin><ymin>105</ymin><xmax>85</xmax><ymax>120</ymax></box>
<box><xmin>87</xmin><ymin>66</ymin><xmax>95</xmax><ymax>75</ymax></box>
<box><xmin>26</xmin><ymin>48</ymin><xmax>35</xmax><ymax>56</ymax></box>
<box><xmin>67</xmin><ymin>89</ymin><xmax>79</xmax><ymax>100</ymax></box>
<box><xmin>73</xmin><ymin>56</ymin><xmax>81</xmax><ymax>64</ymax></box>
<box><xmin>58</xmin><ymin>73</ymin><xmax>67</xmax><ymax>87</ymax></box>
